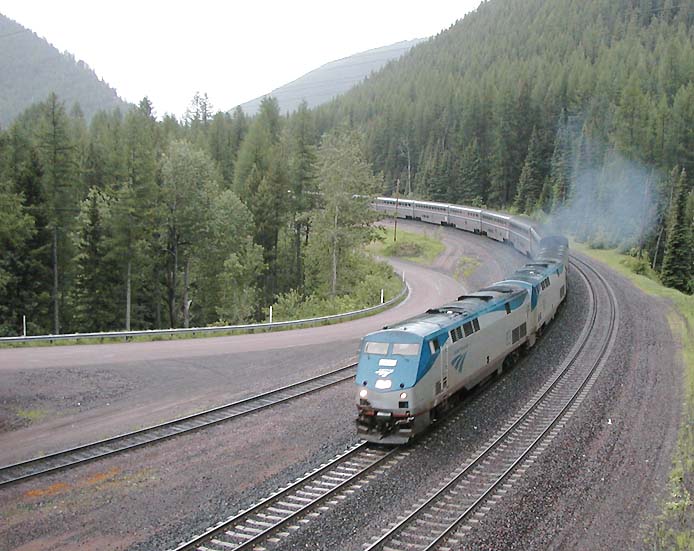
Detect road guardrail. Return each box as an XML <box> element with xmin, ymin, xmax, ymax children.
<box><xmin>0</xmin><ymin>279</ymin><xmax>409</xmax><ymax>344</ymax></box>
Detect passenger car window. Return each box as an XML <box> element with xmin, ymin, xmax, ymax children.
<box><xmin>393</xmin><ymin>343</ymin><xmax>420</xmax><ymax>356</ymax></box>
<box><xmin>364</xmin><ymin>342</ymin><xmax>389</xmax><ymax>355</ymax></box>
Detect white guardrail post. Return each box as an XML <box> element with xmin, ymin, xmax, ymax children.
<box><xmin>0</xmin><ymin>277</ymin><xmax>409</xmax><ymax>344</ymax></box>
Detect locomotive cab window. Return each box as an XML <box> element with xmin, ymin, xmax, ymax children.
<box><xmin>364</xmin><ymin>342</ymin><xmax>388</xmax><ymax>355</ymax></box>
<box><xmin>393</xmin><ymin>343</ymin><xmax>420</xmax><ymax>356</ymax></box>
<box><xmin>463</xmin><ymin>321</ymin><xmax>474</xmax><ymax>337</ymax></box>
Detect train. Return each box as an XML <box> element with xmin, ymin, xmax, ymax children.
<box><xmin>355</xmin><ymin>197</ymin><xmax>569</xmax><ymax>444</ymax></box>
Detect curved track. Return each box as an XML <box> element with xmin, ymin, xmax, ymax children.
<box><xmin>0</xmin><ymin>364</ymin><xmax>356</xmax><ymax>487</ymax></box>
<box><xmin>361</xmin><ymin>255</ymin><xmax>619</xmax><ymax>551</ymax></box>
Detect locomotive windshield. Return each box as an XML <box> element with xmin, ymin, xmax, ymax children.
<box><xmin>364</xmin><ymin>342</ymin><xmax>388</xmax><ymax>355</ymax></box>
<box><xmin>392</xmin><ymin>343</ymin><xmax>420</xmax><ymax>356</ymax></box>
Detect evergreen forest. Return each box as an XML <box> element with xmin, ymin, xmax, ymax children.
<box><xmin>1</xmin><ymin>0</ymin><xmax>693</xmax><ymax>336</ymax></box>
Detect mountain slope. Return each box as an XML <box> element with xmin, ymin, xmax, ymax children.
<box><xmin>236</xmin><ymin>39</ymin><xmax>425</xmax><ymax>116</ymax></box>
<box><xmin>0</xmin><ymin>13</ymin><xmax>129</xmax><ymax>127</ymax></box>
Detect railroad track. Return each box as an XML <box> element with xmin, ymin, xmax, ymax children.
<box><xmin>361</xmin><ymin>254</ymin><xmax>618</xmax><ymax>551</ymax></box>
<box><xmin>171</xmin><ymin>442</ymin><xmax>401</xmax><ymax>551</ymax></box>
<box><xmin>0</xmin><ymin>363</ymin><xmax>357</xmax><ymax>487</ymax></box>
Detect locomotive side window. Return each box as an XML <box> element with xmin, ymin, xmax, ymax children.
<box><xmin>463</xmin><ymin>321</ymin><xmax>474</xmax><ymax>337</ymax></box>
<box><xmin>472</xmin><ymin>318</ymin><xmax>480</xmax><ymax>331</ymax></box>
<box><xmin>505</xmin><ymin>303</ymin><xmax>511</xmax><ymax>314</ymax></box>
<box><xmin>364</xmin><ymin>342</ymin><xmax>389</xmax><ymax>355</ymax></box>
<box><xmin>393</xmin><ymin>343</ymin><xmax>420</xmax><ymax>356</ymax></box>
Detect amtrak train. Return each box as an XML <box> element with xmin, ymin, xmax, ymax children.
<box><xmin>355</xmin><ymin>198</ymin><xmax>568</xmax><ymax>444</ymax></box>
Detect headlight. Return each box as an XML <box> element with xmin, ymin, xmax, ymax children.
<box><xmin>359</xmin><ymin>389</ymin><xmax>368</xmax><ymax>398</ymax></box>
<box><xmin>399</xmin><ymin>392</ymin><xmax>407</xmax><ymax>400</ymax></box>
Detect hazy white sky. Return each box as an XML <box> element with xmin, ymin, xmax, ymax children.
<box><xmin>2</xmin><ymin>0</ymin><xmax>481</xmax><ymax>118</ymax></box>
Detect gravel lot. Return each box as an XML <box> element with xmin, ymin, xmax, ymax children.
<box><xmin>0</xmin><ymin>227</ymin><xmax>681</xmax><ymax>551</ymax></box>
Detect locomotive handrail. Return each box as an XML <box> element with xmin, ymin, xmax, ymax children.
<box><xmin>0</xmin><ymin>277</ymin><xmax>409</xmax><ymax>344</ymax></box>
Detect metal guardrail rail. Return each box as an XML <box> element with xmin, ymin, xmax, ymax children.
<box><xmin>0</xmin><ymin>278</ymin><xmax>409</xmax><ymax>344</ymax></box>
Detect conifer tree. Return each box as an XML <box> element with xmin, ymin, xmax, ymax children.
<box><xmin>550</xmin><ymin>123</ymin><xmax>571</xmax><ymax>211</ymax></box>
<box><xmin>286</xmin><ymin>101</ymin><xmax>318</xmax><ymax>292</ymax></box>
<box><xmin>458</xmin><ymin>138</ymin><xmax>485</xmax><ymax>205</ymax></box>
<box><xmin>120</xmin><ymin>98</ymin><xmax>158</xmax><ymax>330</ymax></box>
<box><xmin>513</xmin><ymin>128</ymin><xmax>542</xmax><ymax>213</ymax></box>
<box><xmin>0</xmin><ymin>179</ymin><xmax>35</xmax><ymax>335</ymax></box>
<box><xmin>0</xmin><ymin>148</ymin><xmax>51</xmax><ymax>335</ymax></box>
<box><xmin>38</xmin><ymin>93</ymin><xmax>77</xmax><ymax>334</ymax></box>
<box><xmin>661</xmin><ymin>168</ymin><xmax>692</xmax><ymax>293</ymax></box>
<box><xmin>71</xmin><ymin>188</ymin><xmax>119</xmax><ymax>331</ymax></box>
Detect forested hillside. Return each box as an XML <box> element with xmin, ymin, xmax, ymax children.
<box><xmin>0</xmin><ymin>14</ymin><xmax>128</xmax><ymax>127</ymax></box>
<box><xmin>238</xmin><ymin>39</ymin><xmax>424</xmax><ymax>116</ymax></box>
<box><xmin>1</xmin><ymin>0</ymin><xmax>692</xmax><ymax>337</ymax></box>
<box><xmin>316</xmin><ymin>0</ymin><xmax>694</xmax><ymax>291</ymax></box>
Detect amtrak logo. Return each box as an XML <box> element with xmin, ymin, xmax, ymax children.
<box><xmin>451</xmin><ymin>352</ymin><xmax>467</xmax><ymax>373</ymax></box>
<box><xmin>375</xmin><ymin>368</ymin><xmax>394</xmax><ymax>378</ymax></box>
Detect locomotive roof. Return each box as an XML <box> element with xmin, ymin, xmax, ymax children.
<box><xmin>377</xmin><ymin>286</ymin><xmax>526</xmax><ymax>338</ymax></box>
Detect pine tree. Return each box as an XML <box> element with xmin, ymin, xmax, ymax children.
<box><xmin>119</xmin><ymin>98</ymin><xmax>159</xmax><ymax>330</ymax></box>
<box><xmin>37</xmin><ymin>93</ymin><xmax>77</xmax><ymax>334</ymax></box>
<box><xmin>550</xmin><ymin>125</ymin><xmax>571</xmax><ymax>211</ymax></box>
<box><xmin>661</xmin><ymin>168</ymin><xmax>692</xmax><ymax>293</ymax></box>
<box><xmin>458</xmin><ymin>138</ymin><xmax>485</xmax><ymax>205</ymax></box>
<box><xmin>2</xmin><ymin>148</ymin><xmax>52</xmax><ymax>335</ymax></box>
<box><xmin>513</xmin><ymin>128</ymin><xmax>543</xmax><ymax>213</ymax></box>
<box><xmin>285</xmin><ymin>102</ymin><xmax>318</xmax><ymax>292</ymax></box>
<box><xmin>71</xmin><ymin>188</ymin><xmax>119</xmax><ymax>331</ymax></box>
<box><xmin>0</xmin><ymin>179</ymin><xmax>36</xmax><ymax>335</ymax></box>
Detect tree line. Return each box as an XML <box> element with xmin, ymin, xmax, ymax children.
<box><xmin>0</xmin><ymin>93</ymin><xmax>394</xmax><ymax>336</ymax></box>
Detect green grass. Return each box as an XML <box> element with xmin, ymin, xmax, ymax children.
<box><xmin>15</xmin><ymin>408</ymin><xmax>49</xmax><ymax>423</ymax></box>
<box><xmin>572</xmin><ymin>241</ymin><xmax>694</xmax><ymax>549</ymax></box>
<box><xmin>454</xmin><ymin>255</ymin><xmax>481</xmax><ymax>281</ymax></box>
<box><xmin>368</xmin><ymin>226</ymin><xmax>445</xmax><ymax>265</ymax></box>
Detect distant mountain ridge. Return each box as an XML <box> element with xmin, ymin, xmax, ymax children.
<box><xmin>236</xmin><ymin>39</ymin><xmax>425</xmax><ymax>116</ymax></box>
<box><xmin>0</xmin><ymin>13</ymin><xmax>129</xmax><ymax>127</ymax></box>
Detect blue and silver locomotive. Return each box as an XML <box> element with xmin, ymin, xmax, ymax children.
<box><xmin>356</xmin><ymin>199</ymin><xmax>568</xmax><ymax>444</ymax></box>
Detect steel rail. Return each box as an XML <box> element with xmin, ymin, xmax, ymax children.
<box><xmin>362</xmin><ymin>255</ymin><xmax>618</xmax><ymax>551</ymax></box>
<box><xmin>0</xmin><ymin>363</ymin><xmax>358</xmax><ymax>487</ymax></box>
<box><xmin>171</xmin><ymin>442</ymin><xmax>398</xmax><ymax>551</ymax></box>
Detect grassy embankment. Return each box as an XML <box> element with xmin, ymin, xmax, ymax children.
<box><xmin>572</xmin><ymin>242</ymin><xmax>693</xmax><ymax>549</ymax></box>
<box><xmin>367</xmin><ymin>226</ymin><xmax>445</xmax><ymax>264</ymax></box>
